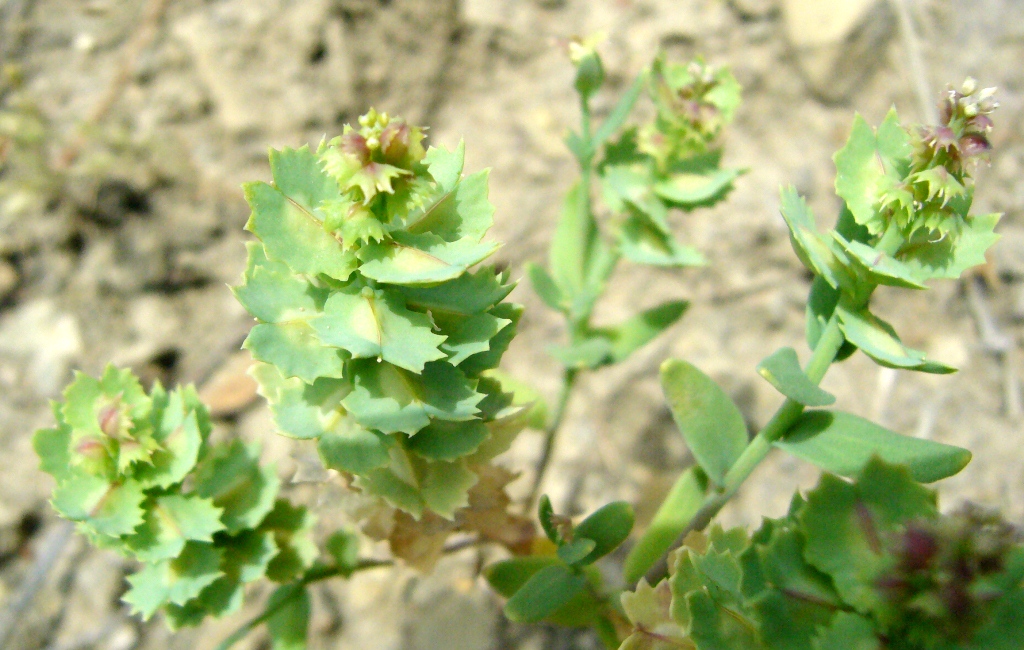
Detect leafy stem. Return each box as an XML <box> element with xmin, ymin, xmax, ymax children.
<box><xmin>525</xmin><ymin>367</ymin><xmax>579</xmax><ymax>509</ymax></box>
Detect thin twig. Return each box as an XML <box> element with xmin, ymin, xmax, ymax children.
<box><xmin>523</xmin><ymin>368</ymin><xmax>578</xmax><ymax>511</ymax></box>
<box><xmin>0</xmin><ymin>519</ymin><xmax>76</xmax><ymax>650</ymax></box>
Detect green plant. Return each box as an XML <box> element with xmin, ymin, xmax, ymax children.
<box><xmin>31</xmin><ymin>41</ymin><xmax>1021</xmax><ymax>650</ymax></box>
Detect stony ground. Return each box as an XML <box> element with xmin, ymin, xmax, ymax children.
<box><xmin>0</xmin><ymin>0</ymin><xmax>1022</xmax><ymax>648</ymax></box>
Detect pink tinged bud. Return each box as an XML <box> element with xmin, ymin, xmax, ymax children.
<box><xmin>968</xmin><ymin>114</ymin><xmax>993</xmax><ymax>132</ymax></box>
<box><xmin>959</xmin><ymin>133</ymin><xmax>991</xmax><ymax>158</ymax></box>
<box><xmin>340</xmin><ymin>133</ymin><xmax>371</xmax><ymax>164</ymax></box>
<box><xmin>380</xmin><ymin>122</ymin><xmax>409</xmax><ymax>165</ymax></box>
<box><xmin>900</xmin><ymin>526</ymin><xmax>939</xmax><ymax>571</ymax></box>
<box><xmin>75</xmin><ymin>436</ymin><xmax>107</xmax><ymax>461</ymax></box>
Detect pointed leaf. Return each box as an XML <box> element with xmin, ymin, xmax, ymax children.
<box><xmin>233</xmin><ymin>242</ymin><xmax>328</xmax><ymax>323</ymax></box>
<box><xmin>405</xmin><ymin>419</ymin><xmax>489</xmax><ymax>461</ymax></box>
<box><xmin>654</xmin><ymin>168</ymin><xmax>740</xmax><ymax>207</ymax></box>
<box><xmin>251</xmin><ymin>363</ymin><xmax>351</xmax><ymax>440</ymax></box>
<box><xmin>123</xmin><ymin>542</ymin><xmax>223</xmax><ymax>619</ymax></box>
<box><xmin>423</xmin><ymin>141</ymin><xmax>465</xmax><ymax>192</ymax></box>
<box><xmin>595</xmin><ymin>300</ymin><xmax>689</xmax><ymax>363</ymax></box>
<box><xmin>52</xmin><ymin>473</ymin><xmax>146</xmax><ymax>537</ymax></box>
<box><xmin>125</xmin><ymin>494</ymin><xmax>225</xmax><ymax>562</ymax></box>
<box><xmin>261</xmin><ymin>500</ymin><xmax>318</xmax><ymax>582</ymax></box>
<box><xmin>503</xmin><ymin>564</ymin><xmax>586</xmax><ymax>623</ymax></box>
<box><xmin>591</xmin><ymin>70</ymin><xmax>645</xmax><ymax>150</ymax></box>
<box><xmin>268</xmin><ymin>145</ymin><xmax>340</xmax><ymax>214</ymax></box>
<box><xmin>244</xmin><ymin>181</ymin><xmax>357</xmax><ymax>281</ymax></box>
<box><xmin>660</xmin><ymin>359</ymin><xmax>748</xmax><ymax>486</ymax></box>
<box><xmin>836</xmin><ymin>304</ymin><xmax>956</xmax><ymax>373</ymax></box>
<box><xmin>34</xmin><ymin>403</ymin><xmax>72</xmax><ymax>482</ymax></box>
<box><xmin>756</xmin><ymin>347</ymin><xmax>836</xmax><ymax>407</ymax></box>
<box><xmin>244</xmin><ymin>321</ymin><xmax>347</xmax><ymax>383</ymax></box>
<box><xmin>896</xmin><ymin>212</ymin><xmax>1000</xmax><ymax>281</ymax></box>
<box><xmin>266</xmin><ymin>584</ymin><xmax>311</xmax><ymax>650</ymax></box>
<box><xmin>397</xmin><ymin>267</ymin><xmax>514</xmax><ymax>317</ymax></box>
<box><xmin>619</xmin><ymin>210</ymin><xmax>705</xmax><ymax>267</ymax></box>
<box><xmin>134</xmin><ymin>406</ymin><xmax>203</xmax><ymax>490</ymax></box>
<box><xmin>358</xmin><ymin>231</ymin><xmax>499</xmax><ymax>285</ymax></box>
<box><xmin>573</xmin><ymin>501</ymin><xmax>634</xmax><ymax>564</ymax></box>
<box><xmin>316</xmin><ymin>417</ymin><xmax>391</xmax><ymax>474</ymax></box>
<box><xmin>526</xmin><ymin>262</ymin><xmax>566</xmax><ymax>312</ymax></box>
<box><xmin>831</xmin><ymin>234</ymin><xmax>927</xmax><ymax>289</ymax></box>
<box><xmin>780</xmin><ymin>186</ymin><xmax>850</xmax><ymax>288</ymax></box>
<box><xmin>406</xmin><ymin>169</ymin><xmax>493</xmax><ymax>242</ymax></box>
<box><xmin>439</xmin><ymin>311</ymin><xmax>510</xmax><ymax>366</ymax></box>
<box><xmin>193</xmin><ymin>440</ymin><xmax>279</xmax><ymax>535</ymax></box>
<box><xmin>774</xmin><ymin>410</ymin><xmax>971</xmax><ymax>482</ymax></box>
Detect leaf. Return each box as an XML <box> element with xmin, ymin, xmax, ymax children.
<box><xmin>756</xmin><ymin>347</ymin><xmax>836</xmax><ymax>407</ymax></box>
<box><xmin>572</xmin><ymin>501</ymin><xmax>635</xmax><ymax>565</ymax></box>
<box><xmin>538</xmin><ymin>495</ymin><xmax>560</xmax><ymax>544</ymax></box>
<box><xmin>244</xmin><ymin>321</ymin><xmax>347</xmax><ymax>384</ymax></box>
<box><xmin>405</xmin><ymin>169</ymin><xmax>493</xmax><ymax>243</ymax></box>
<box><xmin>831</xmin><ymin>234</ymin><xmax>927</xmax><ymax>290</ymax></box>
<box><xmin>313</xmin><ymin>287</ymin><xmax>446</xmax><ymax>372</ymax></box>
<box><xmin>397</xmin><ymin>267</ymin><xmax>515</xmax><ymax>317</ymax></box>
<box><xmin>594</xmin><ymin>300</ymin><xmax>689</xmax><ymax>363</ymax></box>
<box><xmin>123</xmin><ymin>542</ymin><xmax>224</xmax><ymax>619</ymax></box>
<box><xmin>549</xmin><ymin>182</ymin><xmax>596</xmax><ymax>299</ymax></box>
<box><xmin>833</xmin><ymin>109</ymin><xmax>911</xmax><ymax>235</ymax></box>
<box><xmin>124</xmin><ymin>494</ymin><xmax>225</xmax><ymax>562</ymax></box>
<box><xmin>358</xmin><ymin>231</ymin><xmax>499</xmax><ymax>285</ymax></box>
<box><xmin>620</xmin><ymin>578</ymin><xmax>687</xmax><ymax>650</ymax></box>
<box><xmin>325</xmin><ymin>530</ymin><xmax>361</xmax><ymax>574</ymax></box>
<box><xmin>602</xmin><ymin>164</ymin><xmax>669</xmax><ymax>232</ymax></box>
<box><xmin>485</xmin><ymin>557</ymin><xmax>603</xmax><ymax>627</ymax></box>
<box><xmin>800</xmin><ymin>458</ymin><xmax>937</xmax><ymax>613</ymax></box>
<box><xmin>355</xmin><ymin>451</ymin><xmax>478</xmax><ymax>519</ymax></box>
<box><xmin>547</xmin><ymin>337</ymin><xmax>614</xmax><ymax>370</ymax></box>
<box><xmin>244</xmin><ymin>181</ymin><xmax>357</xmax><ymax>281</ymax></box>
<box><xmin>423</xmin><ymin>141</ymin><xmax>465</xmax><ymax>193</ymax></box>
<box><xmin>503</xmin><ymin>564</ymin><xmax>587</xmax><ymax>623</ymax></box>
<box><xmin>557</xmin><ymin>538</ymin><xmax>598</xmax><ymax>566</ymax></box>
<box><xmin>661</xmin><ymin>359</ymin><xmax>748</xmax><ymax>486</ymax></box>
<box><xmin>654</xmin><ymin>168</ymin><xmax>740</xmax><ymax>207</ymax></box>
<box><xmin>526</xmin><ymin>262</ymin><xmax>566</xmax><ymax>312</ymax></box>
<box><xmin>439</xmin><ymin>311</ymin><xmax>511</xmax><ymax>366</ymax></box>
<box><xmin>317</xmin><ymin>417</ymin><xmax>392</xmax><ymax>474</ymax></box>
<box><xmin>268</xmin><ymin>145</ymin><xmax>340</xmax><ymax>214</ymax></box>
<box><xmin>779</xmin><ymin>186</ymin><xmax>850</xmax><ymax>289</ymax></box>
<box><xmin>34</xmin><ymin>403</ymin><xmax>72</xmax><ymax>482</ymax></box>
<box><xmin>836</xmin><ymin>304</ymin><xmax>956</xmax><ymax>374</ymax></box>
<box><xmin>233</xmin><ymin>243</ymin><xmax>329</xmax><ymax>324</ymax></box>
<box><xmin>774</xmin><ymin>410</ymin><xmax>971</xmax><ymax>483</ymax></box>
<box><xmin>266</xmin><ymin>584</ymin><xmax>311</xmax><ymax>650</ymax></box>
<box><xmin>619</xmin><ymin>209</ymin><xmax>705</xmax><ymax>267</ymax></box>
<box><xmin>261</xmin><ymin>500</ymin><xmax>318</xmax><ymax>582</ymax></box>
<box><xmin>52</xmin><ymin>472</ymin><xmax>146</xmax><ymax>537</ymax></box>
<box><xmin>193</xmin><ymin>440</ymin><xmax>280</xmax><ymax>535</ymax></box>
<box><xmin>134</xmin><ymin>398</ymin><xmax>204</xmax><ymax>489</ymax></box>
<box><xmin>896</xmin><ymin>212</ymin><xmax>1000</xmax><ymax>281</ymax></box>
<box><xmin>591</xmin><ymin>70</ymin><xmax>646</xmax><ymax>150</ymax></box>
<box><xmin>686</xmin><ymin>584</ymin><xmax>761</xmax><ymax>649</ymax></box>
<box><xmin>624</xmin><ymin>465</ymin><xmax>709</xmax><ymax>583</ymax></box>
<box><xmin>251</xmin><ymin>362</ymin><xmax>352</xmax><ymax>440</ymax></box>
<box><xmin>342</xmin><ymin>359</ymin><xmax>484</xmax><ymax>435</ymax></box>
<box><xmin>405</xmin><ymin>419</ymin><xmax>489</xmax><ymax>461</ymax></box>
<box><xmin>812</xmin><ymin>612</ymin><xmax>880</xmax><ymax>650</ymax></box>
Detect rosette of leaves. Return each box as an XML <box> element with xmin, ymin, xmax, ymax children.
<box><xmin>782</xmin><ymin>81</ymin><xmax>1000</xmax><ymax>374</ymax></box>
<box><xmin>620</xmin><ymin>458</ymin><xmax>1024</xmax><ymax>650</ymax></box>
<box><xmin>599</xmin><ymin>57</ymin><xmax>742</xmax><ymax>270</ymax></box>
<box><xmin>33</xmin><ymin>366</ymin><xmax>316</xmax><ymax>628</ymax></box>
<box><xmin>235</xmin><ymin>109</ymin><xmax>528</xmax><ymax>537</ymax></box>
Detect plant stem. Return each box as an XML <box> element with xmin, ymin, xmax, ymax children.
<box><xmin>525</xmin><ymin>367</ymin><xmax>579</xmax><ymax>509</ymax></box>
<box><xmin>644</xmin><ymin>314</ymin><xmax>846</xmax><ymax>583</ymax></box>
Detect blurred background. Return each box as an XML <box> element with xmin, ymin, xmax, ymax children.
<box><xmin>0</xmin><ymin>0</ymin><xmax>1022</xmax><ymax>648</ymax></box>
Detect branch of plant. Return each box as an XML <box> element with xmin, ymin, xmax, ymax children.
<box><xmin>524</xmin><ymin>367</ymin><xmax>579</xmax><ymax>511</ymax></box>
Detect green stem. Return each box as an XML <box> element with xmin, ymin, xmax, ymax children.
<box><xmin>525</xmin><ymin>367</ymin><xmax>579</xmax><ymax>509</ymax></box>
<box><xmin>644</xmin><ymin>313</ymin><xmax>846</xmax><ymax>583</ymax></box>
<box><xmin>213</xmin><ymin>559</ymin><xmax>392</xmax><ymax>650</ymax></box>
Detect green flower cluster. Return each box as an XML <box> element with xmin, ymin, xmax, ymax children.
<box><xmin>236</xmin><ymin>109</ymin><xmax>526</xmax><ymax>526</ymax></box>
<box><xmin>620</xmin><ymin>458</ymin><xmax>1024</xmax><ymax>650</ymax></box>
<box><xmin>33</xmin><ymin>366</ymin><xmax>315</xmax><ymax>628</ymax></box>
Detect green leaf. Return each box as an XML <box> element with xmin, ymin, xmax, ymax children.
<box><xmin>812</xmin><ymin>612</ymin><xmax>880</xmax><ymax>650</ymax></box>
<box><xmin>661</xmin><ymin>359</ymin><xmax>748</xmax><ymax>486</ymax></box>
<box><xmin>34</xmin><ymin>403</ymin><xmax>72</xmax><ymax>482</ymax></box>
<box><xmin>602</xmin><ymin>164</ymin><xmax>669</xmax><ymax>231</ymax></box>
<box><xmin>833</xmin><ymin>109</ymin><xmax>911</xmax><ymax>235</ymax></box>
<box><xmin>405</xmin><ymin>419</ymin><xmax>489</xmax><ymax>461</ymax></box>
<box><xmin>397</xmin><ymin>267</ymin><xmax>515</xmax><ymax>317</ymax></box>
<box><xmin>268</xmin><ymin>145</ymin><xmax>340</xmax><ymax>214</ymax></box>
<box><xmin>779</xmin><ymin>186</ymin><xmax>850</xmax><ymax>289</ymax></box>
<box><xmin>423</xmin><ymin>141</ymin><xmax>465</xmax><ymax>193</ymax></box>
<box><xmin>836</xmin><ymin>304</ymin><xmax>956</xmax><ymax>374</ymax></box>
<box><xmin>439</xmin><ymin>311</ymin><xmax>511</xmax><ymax>366</ymax></box>
<box><xmin>52</xmin><ymin>472</ymin><xmax>146</xmax><ymax>537</ymax></box>
<box><xmin>355</xmin><ymin>451</ymin><xmax>477</xmax><ymax>519</ymax></box>
<box><xmin>831</xmin><ymin>234</ymin><xmax>927</xmax><ymax>290</ymax></box>
<box><xmin>358</xmin><ymin>231</ymin><xmax>499</xmax><ymax>285</ymax></box>
<box><xmin>485</xmin><ymin>557</ymin><xmax>603</xmax><ymax>627</ymax></box>
<box><xmin>503</xmin><ymin>564</ymin><xmax>587</xmax><ymax>623</ymax></box>
<box><xmin>405</xmin><ymin>169</ymin><xmax>493</xmax><ymax>243</ymax></box>
<box><xmin>123</xmin><ymin>542</ymin><xmax>224</xmax><ymax>619</ymax></box>
<box><xmin>805</xmin><ymin>277</ymin><xmax>857</xmax><ymax>363</ymax></box>
<box><xmin>313</xmin><ymin>287</ymin><xmax>446</xmax><ymax>372</ymax></box>
<box><xmin>538</xmin><ymin>495</ymin><xmax>560</xmax><ymax>544</ymax></box>
<box><xmin>591</xmin><ymin>70</ymin><xmax>646</xmax><ymax>150</ymax></box>
<box><xmin>316</xmin><ymin>417</ymin><xmax>392</xmax><ymax>474</ymax></box>
<box><xmin>325</xmin><ymin>530</ymin><xmax>360</xmax><ymax>574</ymax></box>
<box><xmin>244</xmin><ymin>181</ymin><xmax>357</xmax><ymax>281</ymax></box>
<box><xmin>618</xmin><ymin>209</ymin><xmax>705</xmax><ymax>267</ymax></box>
<box><xmin>124</xmin><ymin>494</ymin><xmax>225</xmax><ymax>562</ymax></box>
<box><xmin>135</xmin><ymin>397</ymin><xmax>204</xmax><ymax>489</ymax></box>
<box><xmin>266</xmin><ymin>584</ymin><xmax>311</xmax><ymax>650</ymax></box>
<box><xmin>233</xmin><ymin>243</ymin><xmax>329</xmax><ymax>324</ymax></box>
<box><xmin>573</xmin><ymin>501</ymin><xmax>634</xmax><ymax>565</ymax></box>
<box><xmin>557</xmin><ymin>538</ymin><xmax>597</xmax><ymax>566</ymax></box>
<box><xmin>594</xmin><ymin>300</ymin><xmax>689</xmax><ymax>363</ymax></box>
<box><xmin>244</xmin><ymin>322</ymin><xmax>347</xmax><ymax>384</ymax></box>
<box><xmin>624</xmin><ymin>465</ymin><xmax>709</xmax><ymax>583</ymax></box>
<box><xmin>193</xmin><ymin>440</ymin><xmax>280</xmax><ymax>535</ymax></box>
<box><xmin>547</xmin><ymin>337</ymin><xmax>614</xmax><ymax>370</ymax></box>
<box><xmin>342</xmin><ymin>360</ymin><xmax>484</xmax><ymax>435</ymax></box>
<box><xmin>686</xmin><ymin>586</ymin><xmax>762</xmax><ymax>649</ymax></box>
<box><xmin>549</xmin><ymin>182</ymin><xmax>595</xmax><ymax>298</ymax></box>
<box><xmin>774</xmin><ymin>410</ymin><xmax>971</xmax><ymax>483</ymax></box>
<box><xmin>251</xmin><ymin>363</ymin><xmax>351</xmax><ymax>440</ymax></box>
<box><xmin>896</xmin><ymin>212</ymin><xmax>1000</xmax><ymax>281</ymax></box>
<box><xmin>526</xmin><ymin>262</ymin><xmax>566</xmax><ymax>312</ymax></box>
<box><xmin>261</xmin><ymin>500</ymin><xmax>318</xmax><ymax>583</ymax></box>
<box><xmin>800</xmin><ymin>458</ymin><xmax>937</xmax><ymax>612</ymax></box>
<box><xmin>756</xmin><ymin>347</ymin><xmax>836</xmax><ymax>407</ymax></box>
<box><xmin>654</xmin><ymin>168</ymin><xmax>740</xmax><ymax>207</ymax></box>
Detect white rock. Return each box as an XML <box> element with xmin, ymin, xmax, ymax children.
<box><xmin>0</xmin><ymin>298</ymin><xmax>82</xmax><ymax>396</ymax></box>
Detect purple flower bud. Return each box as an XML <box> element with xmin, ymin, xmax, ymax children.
<box><xmin>959</xmin><ymin>133</ymin><xmax>991</xmax><ymax>158</ymax></box>
<box><xmin>901</xmin><ymin>526</ymin><xmax>940</xmax><ymax>571</ymax></box>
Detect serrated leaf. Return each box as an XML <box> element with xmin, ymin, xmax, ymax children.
<box><xmin>624</xmin><ymin>465</ymin><xmax>709</xmax><ymax>583</ymax></box>
<box><xmin>423</xmin><ymin>141</ymin><xmax>465</xmax><ymax>192</ymax></box>
<box><xmin>233</xmin><ymin>242</ymin><xmax>329</xmax><ymax>324</ymax></box>
<box><xmin>261</xmin><ymin>500</ymin><xmax>317</xmax><ymax>582</ymax></box>
<box><xmin>595</xmin><ymin>300</ymin><xmax>689</xmax><ymax>363</ymax></box>
<box><xmin>343</xmin><ymin>359</ymin><xmax>484</xmax><ymax>435</ymax></box>
<box><xmin>620</xmin><ymin>578</ymin><xmax>688</xmax><ymax>650</ymax></box>
<box><xmin>834</xmin><ymin>109</ymin><xmax>911</xmax><ymax>235</ymax></box>
<box><xmin>756</xmin><ymin>347</ymin><xmax>836</xmax><ymax>407</ymax></box>
<box><xmin>34</xmin><ymin>403</ymin><xmax>72</xmax><ymax>482</ymax></box>
<box><xmin>267</xmin><ymin>584</ymin><xmax>311</xmax><ymax>650</ymax></box>
<box><xmin>405</xmin><ymin>419</ymin><xmax>489</xmax><ymax>461</ymax></box>
<box><xmin>355</xmin><ymin>450</ymin><xmax>477</xmax><ymax>519</ymax></box>
<box><xmin>686</xmin><ymin>588</ymin><xmax>762</xmax><ymax>649</ymax></box>
<box><xmin>125</xmin><ymin>494</ymin><xmax>225</xmax><ymax>562</ymax></box>
<box><xmin>836</xmin><ymin>304</ymin><xmax>956</xmax><ymax>374</ymax></box>
<box><xmin>438</xmin><ymin>311</ymin><xmax>510</xmax><ymax>366</ymax></box>
<box><xmin>251</xmin><ymin>362</ymin><xmax>351</xmax><ymax>440</ymax></box>
<box><xmin>316</xmin><ymin>417</ymin><xmax>392</xmax><ymax>474</ymax></box>
<box><xmin>269</xmin><ymin>145</ymin><xmax>340</xmax><ymax>214</ymax></box>
<box><xmin>458</xmin><ymin>303</ymin><xmax>522</xmax><ymax>377</ymax></box>
<box><xmin>812</xmin><ymin>612</ymin><xmax>879</xmax><ymax>650</ymax></box>
<box><xmin>800</xmin><ymin>458</ymin><xmax>937</xmax><ymax>612</ymax></box>
<box><xmin>654</xmin><ymin>168</ymin><xmax>740</xmax><ymax>207</ymax></box>
<box><xmin>573</xmin><ymin>501</ymin><xmax>634</xmax><ymax>565</ymax></box>
<box><xmin>358</xmin><ymin>231</ymin><xmax>499</xmax><ymax>285</ymax></box>
<box><xmin>619</xmin><ymin>209</ymin><xmax>705</xmax><ymax>267</ymax></box>
<box><xmin>397</xmin><ymin>266</ymin><xmax>515</xmax><ymax>317</ymax></box>
<box><xmin>52</xmin><ymin>472</ymin><xmax>146</xmax><ymax>537</ymax></box>
<box><xmin>244</xmin><ymin>181</ymin><xmax>357</xmax><ymax>281</ymax></box>
<box><xmin>405</xmin><ymin>169</ymin><xmax>493</xmax><ymax>243</ymax></box>
<box><xmin>774</xmin><ymin>410</ymin><xmax>970</xmax><ymax>482</ymax></box>
<box><xmin>313</xmin><ymin>287</ymin><xmax>446</xmax><ymax>372</ymax></box>
<box><xmin>193</xmin><ymin>440</ymin><xmax>280</xmax><ymax>535</ymax></box>
<box><xmin>831</xmin><ymin>234</ymin><xmax>927</xmax><ymax>290</ymax></box>
<box><xmin>780</xmin><ymin>187</ymin><xmax>850</xmax><ymax>289</ymax></box>
<box><xmin>504</xmin><ymin>564</ymin><xmax>587</xmax><ymax>623</ymax></box>
<box><xmin>123</xmin><ymin>542</ymin><xmax>223</xmax><ymax>620</ymax></box>
<box><xmin>135</xmin><ymin>401</ymin><xmax>203</xmax><ymax>489</ymax></box>
<box><xmin>661</xmin><ymin>359</ymin><xmax>748</xmax><ymax>486</ymax></box>
<box><xmin>896</xmin><ymin>212</ymin><xmax>1000</xmax><ymax>281</ymax></box>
